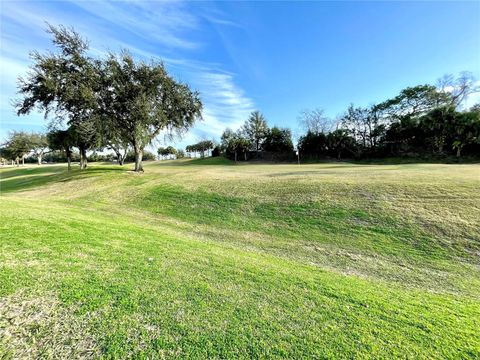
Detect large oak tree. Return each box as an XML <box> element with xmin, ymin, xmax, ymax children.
<box><xmin>16</xmin><ymin>25</ymin><xmax>202</xmax><ymax>172</ymax></box>
<box><xmin>101</xmin><ymin>52</ymin><xmax>202</xmax><ymax>172</ymax></box>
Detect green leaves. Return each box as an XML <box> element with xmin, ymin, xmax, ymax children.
<box><xmin>16</xmin><ymin>25</ymin><xmax>203</xmax><ymax>172</ymax></box>
<box><xmin>263</xmin><ymin>127</ymin><xmax>294</xmax><ymax>153</ymax></box>
<box><xmin>243</xmin><ymin>111</ymin><xmax>269</xmax><ymax>151</ymax></box>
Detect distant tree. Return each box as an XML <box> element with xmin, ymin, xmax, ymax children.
<box><xmin>47</xmin><ymin>129</ymin><xmax>75</xmax><ymax>170</ymax></box>
<box><xmin>157</xmin><ymin>147</ymin><xmax>166</xmax><ymax>159</ymax></box>
<box><xmin>298</xmin><ymin>131</ymin><xmax>328</xmax><ymax>158</ymax></box>
<box><xmin>125</xmin><ymin>149</ymin><xmax>156</xmax><ymax>162</ymax></box>
<box><xmin>298</xmin><ymin>108</ymin><xmax>332</xmax><ymax>134</ymax></box>
<box><xmin>243</xmin><ymin>111</ymin><xmax>268</xmax><ymax>152</ymax></box>
<box><xmin>221</xmin><ymin>128</ymin><xmax>251</xmax><ymax>162</ymax></box>
<box><xmin>185</xmin><ymin>144</ymin><xmax>196</xmax><ymax>157</ymax></box>
<box><xmin>70</xmin><ymin>119</ymin><xmax>100</xmax><ymax>169</ymax></box>
<box><xmin>437</xmin><ymin>72</ymin><xmax>480</xmax><ymax>107</ymax></box>
<box><xmin>326</xmin><ymin>129</ymin><xmax>356</xmax><ymax>160</ymax></box>
<box><xmin>3</xmin><ymin>131</ymin><xmax>31</xmax><ymax>166</ymax></box>
<box><xmin>158</xmin><ymin>147</ymin><xmax>168</xmax><ymax>159</ymax></box>
<box><xmin>221</xmin><ymin>128</ymin><xmax>235</xmax><ymax>152</ymax></box>
<box><xmin>197</xmin><ymin>140</ymin><xmax>214</xmax><ymax>158</ymax></box>
<box><xmin>176</xmin><ymin>149</ymin><xmax>185</xmax><ymax>159</ymax></box>
<box><xmin>158</xmin><ymin>146</ymin><xmax>177</xmax><ymax>159</ymax></box>
<box><xmin>263</xmin><ymin>127</ymin><xmax>294</xmax><ymax>152</ymax></box>
<box><xmin>0</xmin><ymin>147</ymin><xmax>16</xmax><ymax>166</ymax></box>
<box><xmin>29</xmin><ymin>132</ymin><xmax>51</xmax><ymax>165</ymax></box>
<box><xmin>102</xmin><ymin>52</ymin><xmax>202</xmax><ymax>172</ymax></box>
<box><xmin>419</xmin><ymin>106</ymin><xmax>458</xmax><ymax>154</ymax></box>
<box><xmin>100</xmin><ymin>124</ymin><xmax>129</xmax><ymax>166</ymax></box>
<box><xmin>186</xmin><ymin>140</ymin><xmax>214</xmax><ymax>158</ymax></box>
<box><xmin>162</xmin><ymin>147</ymin><xmax>170</xmax><ymax>159</ymax></box>
<box><xmin>341</xmin><ymin>105</ymin><xmax>370</xmax><ymax>150</ymax></box>
<box><xmin>108</xmin><ymin>141</ymin><xmax>129</xmax><ymax>165</ymax></box>
<box><xmin>142</xmin><ymin>150</ymin><xmax>157</xmax><ymax>161</ymax></box>
<box><xmin>166</xmin><ymin>146</ymin><xmax>177</xmax><ymax>158</ymax></box>
<box><xmin>376</xmin><ymin>85</ymin><xmax>446</xmax><ymax>121</ymax></box>
<box><xmin>469</xmin><ymin>104</ymin><xmax>480</xmax><ymax>113</ymax></box>
<box><xmin>233</xmin><ymin>136</ymin><xmax>251</xmax><ymax>162</ymax></box>
<box><xmin>451</xmin><ymin>110</ymin><xmax>480</xmax><ymax>157</ymax></box>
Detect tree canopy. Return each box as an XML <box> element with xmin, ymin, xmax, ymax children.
<box><xmin>242</xmin><ymin>111</ymin><xmax>269</xmax><ymax>152</ymax></box>
<box><xmin>15</xmin><ymin>25</ymin><xmax>202</xmax><ymax>172</ymax></box>
<box><xmin>101</xmin><ymin>52</ymin><xmax>202</xmax><ymax>171</ymax></box>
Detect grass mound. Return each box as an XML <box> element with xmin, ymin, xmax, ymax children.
<box><xmin>1</xmin><ymin>161</ymin><xmax>479</xmax><ymax>358</ymax></box>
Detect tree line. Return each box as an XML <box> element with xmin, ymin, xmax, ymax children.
<box><xmin>1</xmin><ymin>24</ymin><xmax>202</xmax><ymax>172</ymax></box>
<box><xmin>213</xmin><ymin>74</ymin><xmax>479</xmax><ymax>162</ymax></box>
<box><xmin>219</xmin><ymin>111</ymin><xmax>294</xmax><ymax>162</ymax></box>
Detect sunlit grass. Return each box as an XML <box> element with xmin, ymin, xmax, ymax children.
<box><xmin>1</xmin><ymin>159</ymin><xmax>479</xmax><ymax>358</ymax></box>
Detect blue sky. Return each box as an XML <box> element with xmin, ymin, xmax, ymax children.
<box><xmin>1</xmin><ymin>1</ymin><xmax>479</xmax><ymax>148</ymax></box>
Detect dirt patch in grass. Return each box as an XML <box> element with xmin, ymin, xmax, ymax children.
<box><xmin>0</xmin><ymin>291</ymin><xmax>99</xmax><ymax>359</ymax></box>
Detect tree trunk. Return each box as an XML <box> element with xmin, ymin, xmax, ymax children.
<box><xmin>115</xmin><ymin>149</ymin><xmax>125</xmax><ymax>166</ymax></box>
<box><xmin>22</xmin><ymin>156</ymin><xmax>25</xmax><ymax>166</ymax></box>
<box><xmin>244</xmin><ymin>151</ymin><xmax>247</xmax><ymax>161</ymax></box>
<box><xmin>37</xmin><ymin>153</ymin><xmax>42</xmax><ymax>165</ymax></box>
<box><xmin>134</xmin><ymin>146</ymin><xmax>144</xmax><ymax>172</ymax></box>
<box><xmin>234</xmin><ymin>150</ymin><xmax>237</xmax><ymax>163</ymax></box>
<box><xmin>436</xmin><ymin>136</ymin><xmax>444</xmax><ymax>155</ymax></box>
<box><xmin>79</xmin><ymin>147</ymin><xmax>88</xmax><ymax>170</ymax></box>
<box><xmin>456</xmin><ymin>147</ymin><xmax>461</xmax><ymax>158</ymax></box>
<box><xmin>67</xmin><ymin>155</ymin><xmax>71</xmax><ymax>171</ymax></box>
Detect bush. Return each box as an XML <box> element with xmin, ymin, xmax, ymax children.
<box><xmin>88</xmin><ymin>153</ymin><xmax>114</xmax><ymax>162</ymax></box>
<box><xmin>125</xmin><ymin>150</ymin><xmax>156</xmax><ymax>162</ymax></box>
<box><xmin>42</xmin><ymin>150</ymin><xmax>80</xmax><ymax>163</ymax></box>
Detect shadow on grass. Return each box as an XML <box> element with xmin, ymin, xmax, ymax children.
<box><xmin>0</xmin><ymin>165</ymin><xmax>68</xmax><ymax>180</ymax></box>
<box><xmin>0</xmin><ymin>164</ymin><xmax>125</xmax><ymax>194</ymax></box>
<box><xmin>148</xmin><ymin>157</ymin><xmax>235</xmax><ymax>167</ymax></box>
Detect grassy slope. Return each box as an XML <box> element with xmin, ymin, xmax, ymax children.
<box><xmin>0</xmin><ymin>159</ymin><xmax>479</xmax><ymax>359</ymax></box>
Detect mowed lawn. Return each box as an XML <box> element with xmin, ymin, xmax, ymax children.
<box><xmin>1</xmin><ymin>159</ymin><xmax>479</xmax><ymax>359</ymax></box>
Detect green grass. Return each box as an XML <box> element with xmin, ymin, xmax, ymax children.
<box><xmin>1</xmin><ymin>159</ymin><xmax>479</xmax><ymax>358</ymax></box>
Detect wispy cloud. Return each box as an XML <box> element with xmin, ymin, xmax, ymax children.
<box><xmin>69</xmin><ymin>0</ymin><xmax>200</xmax><ymax>50</ymax></box>
<box><xmin>158</xmin><ymin>71</ymin><xmax>255</xmax><ymax>148</ymax></box>
<box><xmin>0</xmin><ymin>0</ymin><xmax>255</xmax><ymax>145</ymax></box>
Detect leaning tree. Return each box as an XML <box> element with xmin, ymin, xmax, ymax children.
<box><xmin>15</xmin><ymin>25</ymin><xmax>101</xmax><ymax>170</ymax></box>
